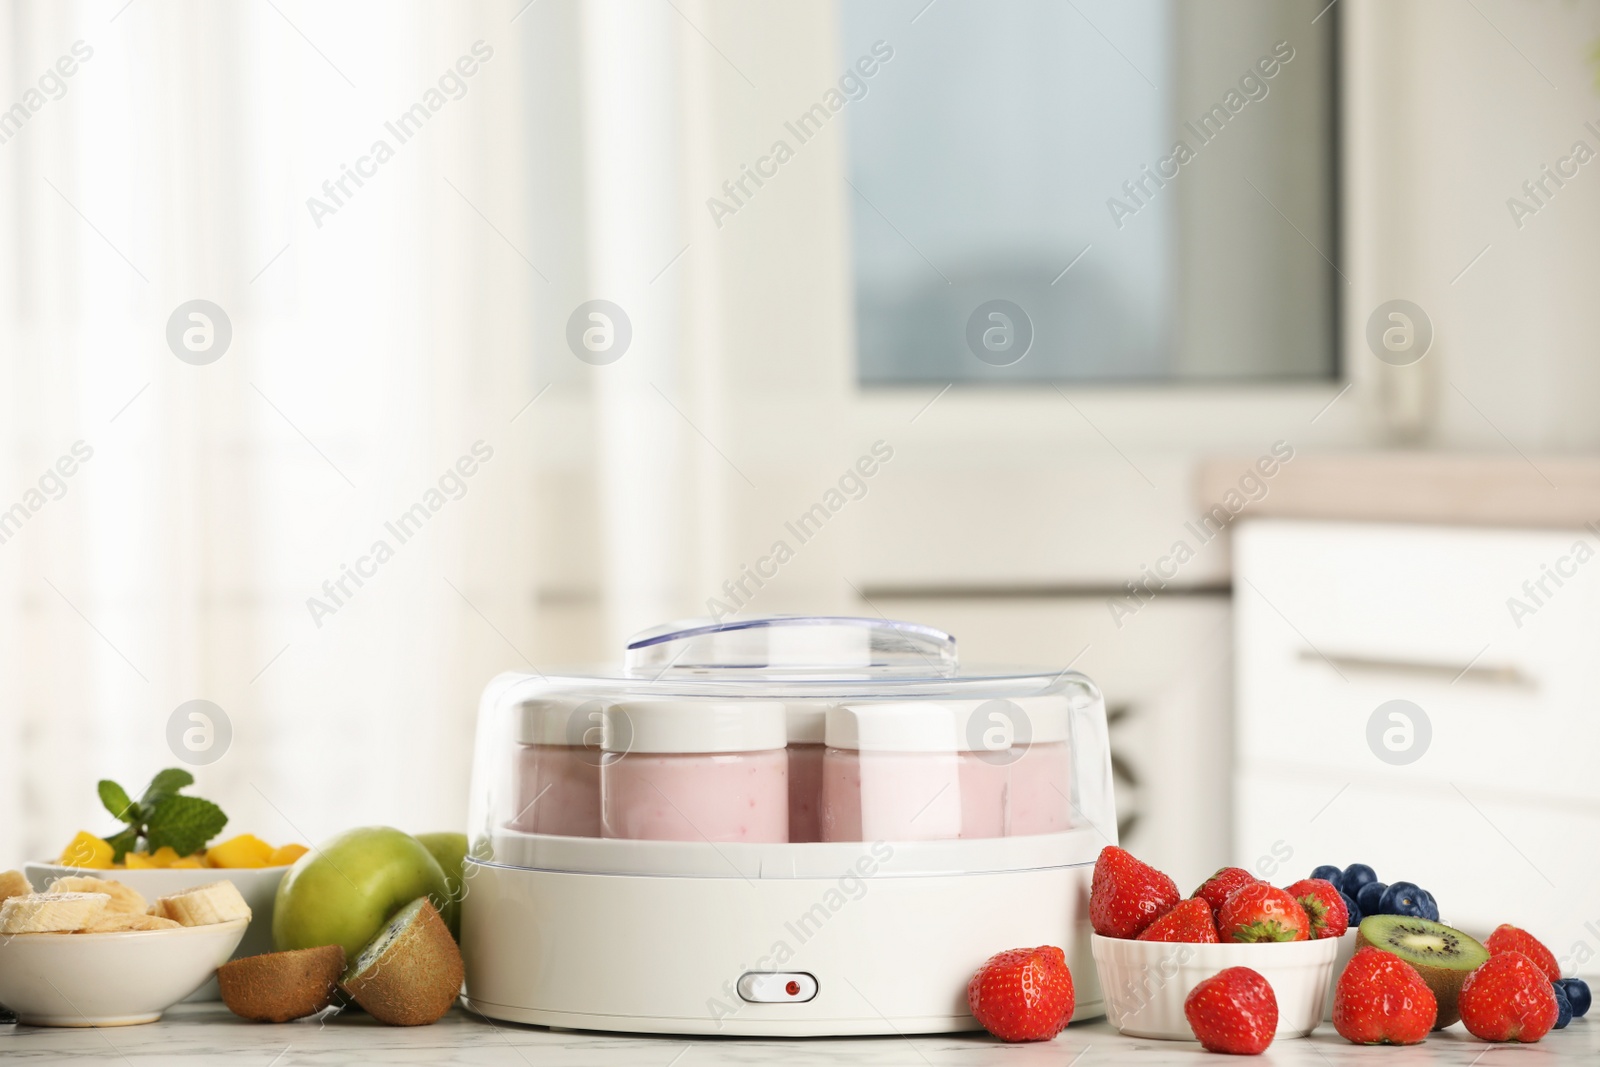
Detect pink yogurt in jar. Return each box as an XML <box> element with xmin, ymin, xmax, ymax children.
<box><xmin>956</xmin><ymin>696</ymin><xmax>1072</xmax><ymax>837</ymax></box>
<box><xmin>785</xmin><ymin>703</ymin><xmax>828</xmax><ymax>843</ymax></box>
<box><xmin>999</xmin><ymin>740</ymin><xmax>1072</xmax><ymax>835</ymax></box>
<box><xmin>822</xmin><ymin>698</ymin><xmax>1074</xmax><ymax>841</ymax></box>
<box><xmin>510</xmin><ymin>698</ymin><xmax>603</xmax><ymax>837</ymax></box>
<box><xmin>601</xmin><ymin>700</ymin><xmax>788</xmax><ymax>843</ymax></box>
<box><xmin>821</xmin><ymin>703</ymin><xmax>964</xmax><ymax>842</ymax></box>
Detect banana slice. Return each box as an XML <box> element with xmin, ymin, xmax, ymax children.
<box><xmin>0</xmin><ymin>869</ymin><xmax>32</xmax><ymax>907</ymax></box>
<box><xmin>0</xmin><ymin>892</ymin><xmax>110</xmax><ymax>933</ymax></box>
<box><xmin>154</xmin><ymin>881</ymin><xmax>251</xmax><ymax>926</ymax></box>
<box><xmin>47</xmin><ymin>876</ymin><xmax>148</xmax><ymax>915</ymax></box>
<box><xmin>82</xmin><ymin>911</ymin><xmax>183</xmax><ymax>933</ymax></box>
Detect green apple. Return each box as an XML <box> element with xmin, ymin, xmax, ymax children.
<box><xmin>414</xmin><ymin>831</ymin><xmax>467</xmax><ymax>940</ymax></box>
<box><xmin>272</xmin><ymin>826</ymin><xmax>450</xmax><ymax>959</ymax></box>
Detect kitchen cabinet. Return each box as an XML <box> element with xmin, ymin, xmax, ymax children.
<box><xmin>1235</xmin><ymin>519</ymin><xmax>1600</xmax><ymax>978</ymax></box>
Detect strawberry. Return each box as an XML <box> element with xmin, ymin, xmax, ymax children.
<box><xmin>1090</xmin><ymin>846</ymin><xmax>1180</xmax><ymax>939</ymax></box>
<box><xmin>1485</xmin><ymin>925</ymin><xmax>1561</xmax><ymax>983</ymax></box>
<box><xmin>1332</xmin><ymin>946</ymin><xmax>1437</xmax><ymax>1044</ymax></box>
<box><xmin>1284</xmin><ymin>878</ymin><xmax>1348</xmax><ymax>940</ymax></box>
<box><xmin>1184</xmin><ymin>966</ymin><xmax>1278</xmax><ymax>1055</ymax></box>
<box><xmin>1218</xmin><ymin>883</ymin><xmax>1309</xmax><ymax>943</ymax></box>
<box><xmin>1459</xmin><ymin>951</ymin><xmax>1559</xmax><ymax>1042</ymax></box>
<box><xmin>967</xmin><ymin>945</ymin><xmax>1075</xmax><ymax>1042</ymax></box>
<box><xmin>1192</xmin><ymin>867</ymin><xmax>1258</xmax><ymax>922</ymax></box>
<box><xmin>1137</xmin><ymin>898</ymin><xmax>1220</xmax><ymax>943</ymax></box>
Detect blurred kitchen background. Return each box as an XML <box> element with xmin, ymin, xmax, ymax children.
<box><xmin>3</xmin><ymin>0</ymin><xmax>1599</xmax><ymax>973</ymax></box>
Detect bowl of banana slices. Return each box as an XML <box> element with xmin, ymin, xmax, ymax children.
<box><xmin>0</xmin><ymin>869</ymin><xmax>249</xmax><ymax>1025</ymax></box>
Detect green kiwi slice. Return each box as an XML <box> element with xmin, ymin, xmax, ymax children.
<box><xmin>341</xmin><ymin>898</ymin><xmax>463</xmax><ymax>1026</ymax></box>
<box><xmin>1356</xmin><ymin>914</ymin><xmax>1489</xmax><ymax>1029</ymax></box>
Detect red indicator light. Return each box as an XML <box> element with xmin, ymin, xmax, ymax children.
<box><xmin>785</xmin><ymin>980</ymin><xmax>801</xmax><ymax>996</ymax></box>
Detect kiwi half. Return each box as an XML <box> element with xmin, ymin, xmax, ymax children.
<box><xmin>217</xmin><ymin>945</ymin><xmax>346</xmax><ymax>1023</ymax></box>
<box><xmin>1356</xmin><ymin>914</ymin><xmax>1489</xmax><ymax>1029</ymax></box>
<box><xmin>341</xmin><ymin>897</ymin><xmax>463</xmax><ymax>1026</ymax></box>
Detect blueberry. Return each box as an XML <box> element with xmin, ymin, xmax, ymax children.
<box><xmin>1356</xmin><ymin>881</ymin><xmax>1388</xmax><ymax>916</ymax></box>
<box><xmin>1380</xmin><ymin>882</ymin><xmax>1426</xmax><ymax>917</ymax></box>
<box><xmin>1560</xmin><ymin>977</ymin><xmax>1591</xmax><ymax>1018</ymax></box>
<box><xmin>1341</xmin><ymin>891</ymin><xmax>1362</xmax><ymax>926</ymax></box>
<box><xmin>1342</xmin><ymin>863</ymin><xmax>1378</xmax><ymax>895</ymax></box>
<box><xmin>1415</xmin><ymin>888</ymin><xmax>1439</xmax><ymax>921</ymax></box>
<box><xmin>1311</xmin><ymin>865</ymin><xmax>1345</xmax><ymax>891</ymax></box>
<box><xmin>1554</xmin><ymin>982</ymin><xmax>1573</xmax><ymax>1029</ymax></box>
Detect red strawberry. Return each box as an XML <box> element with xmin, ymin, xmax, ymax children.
<box><xmin>1137</xmin><ymin>898</ymin><xmax>1220</xmax><ymax>943</ymax></box>
<box><xmin>1284</xmin><ymin>878</ymin><xmax>1348</xmax><ymax>940</ymax></box>
<box><xmin>967</xmin><ymin>945</ymin><xmax>1075</xmax><ymax>1042</ymax></box>
<box><xmin>1192</xmin><ymin>867</ymin><xmax>1258</xmax><ymax>922</ymax></box>
<box><xmin>1090</xmin><ymin>846</ymin><xmax>1180</xmax><ymax>939</ymax></box>
<box><xmin>1332</xmin><ymin>946</ymin><xmax>1437</xmax><ymax>1044</ymax></box>
<box><xmin>1485</xmin><ymin>925</ymin><xmax>1561</xmax><ymax>983</ymax></box>
<box><xmin>1184</xmin><ymin>966</ymin><xmax>1278</xmax><ymax>1055</ymax></box>
<box><xmin>1218</xmin><ymin>883</ymin><xmax>1309</xmax><ymax>943</ymax></box>
<box><xmin>1459</xmin><ymin>951</ymin><xmax>1559</xmax><ymax>1042</ymax></box>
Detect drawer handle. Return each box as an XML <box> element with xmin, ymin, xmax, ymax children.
<box><xmin>1296</xmin><ymin>650</ymin><xmax>1534</xmax><ymax>689</ymax></box>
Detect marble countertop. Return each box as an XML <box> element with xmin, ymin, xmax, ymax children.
<box><xmin>3</xmin><ymin>1005</ymin><xmax>1596</xmax><ymax>1066</ymax></box>
<box><xmin>1195</xmin><ymin>453</ymin><xmax>1600</xmax><ymax>529</ymax></box>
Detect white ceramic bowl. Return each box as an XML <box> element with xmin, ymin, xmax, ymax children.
<box><xmin>0</xmin><ymin>918</ymin><xmax>247</xmax><ymax>1026</ymax></box>
<box><xmin>1092</xmin><ymin>934</ymin><xmax>1340</xmax><ymax>1040</ymax></box>
<box><xmin>24</xmin><ymin>862</ymin><xmax>288</xmax><ymax>999</ymax></box>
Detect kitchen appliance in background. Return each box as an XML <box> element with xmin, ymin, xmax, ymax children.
<box><xmin>460</xmin><ymin>615</ymin><xmax>1116</xmax><ymax>1036</ymax></box>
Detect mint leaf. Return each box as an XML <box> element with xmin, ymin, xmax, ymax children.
<box><xmin>140</xmin><ymin>768</ymin><xmax>195</xmax><ymax>808</ymax></box>
<box><xmin>104</xmin><ymin>825</ymin><xmax>140</xmax><ymax>863</ymax></box>
<box><xmin>98</xmin><ymin>780</ymin><xmax>135</xmax><ymax>822</ymax></box>
<box><xmin>144</xmin><ymin>795</ymin><xmax>227</xmax><ymax>858</ymax></box>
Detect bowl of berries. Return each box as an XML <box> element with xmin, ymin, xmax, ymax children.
<box><xmin>1088</xmin><ymin>847</ymin><xmax>1343</xmax><ymax>1041</ymax></box>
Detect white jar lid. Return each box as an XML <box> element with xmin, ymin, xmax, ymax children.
<box><xmin>515</xmin><ymin>697</ymin><xmax>586</xmax><ymax>746</ymax></box>
<box><xmin>827</xmin><ymin>696</ymin><xmax>1070</xmax><ymax>752</ymax></box>
<box><xmin>960</xmin><ymin>695</ymin><xmax>1071</xmax><ymax>747</ymax></box>
<box><xmin>826</xmin><ymin>702</ymin><xmax>957</xmax><ymax>752</ymax></box>
<box><xmin>784</xmin><ymin>702</ymin><xmax>828</xmax><ymax>744</ymax></box>
<box><xmin>606</xmin><ymin>699</ymin><xmax>786</xmax><ymax>754</ymax></box>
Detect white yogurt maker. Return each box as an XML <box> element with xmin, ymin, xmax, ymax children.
<box><xmin>461</xmin><ymin>615</ymin><xmax>1116</xmax><ymax>1036</ymax></box>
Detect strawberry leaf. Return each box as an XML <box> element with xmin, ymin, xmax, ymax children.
<box><xmin>144</xmin><ymin>795</ymin><xmax>227</xmax><ymax>858</ymax></box>
<box><xmin>97</xmin><ymin>779</ymin><xmax>135</xmax><ymax>823</ymax></box>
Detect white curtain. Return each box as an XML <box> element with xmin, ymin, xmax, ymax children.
<box><xmin>0</xmin><ymin>0</ymin><xmax>614</xmax><ymax>864</ymax></box>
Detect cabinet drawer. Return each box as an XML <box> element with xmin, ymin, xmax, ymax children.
<box><xmin>1234</xmin><ymin>520</ymin><xmax>1600</xmax><ymax>803</ymax></box>
<box><xmin>1236</xmin><ymin>769</ymin><xmax>1599</xmax><ymax>980</ymax></box>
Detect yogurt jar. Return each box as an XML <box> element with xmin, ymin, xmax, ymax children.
<box><xmin>601</xmin><ymin>700</ymin><xmax>788</xmax><ymax>843</ymax></box>
<box><xmin>785</xmin><ymin>703</ymin><xmax>828</xmax><ymax>843</ymax></box>
<box><xmin>954</xmin><ymin>696</ymin><xmax>1073</xmax><ymax>837</ymax></box>
<box><xmin>510</xmin><ymin>697</ymin><xmax>604</xmax><ymax>837</ymax></box>
<box><xmin>821</xmin><ymin>703</ymin><xmax>965</xmax><ymax>842</ymax></box>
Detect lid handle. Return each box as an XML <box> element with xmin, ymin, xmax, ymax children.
<box><xmin>623</xmin><ymin>615</ymin><xmax>957</xmax><ymax>676</ymax></box>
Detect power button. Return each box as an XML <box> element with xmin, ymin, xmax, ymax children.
<box><xmin>736</xmin><ymin>972</ymin><xmax>818</xmax><ymax>1003</ymax></box>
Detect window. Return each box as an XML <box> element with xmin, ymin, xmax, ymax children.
<box><xmin>843</xmin><ymin>0</ymin><xmax>1339</xmax><ymax>385</ymax></box>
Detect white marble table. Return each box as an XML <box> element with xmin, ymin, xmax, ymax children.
<box><xmin>3</xmin><ymin>1005</ymin><xmax>1597</xmax><ymax>1066</ymax></box>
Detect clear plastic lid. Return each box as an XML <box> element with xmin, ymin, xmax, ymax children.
<box><xmin>624</xmin><ymin>615</ymin><xmax>958</xmax><ymax>676</ymax></box>
<box><xmin>467</xmin><ymin>615</ymin><xmax>1115</xmax><ymax>876</ymax></box>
